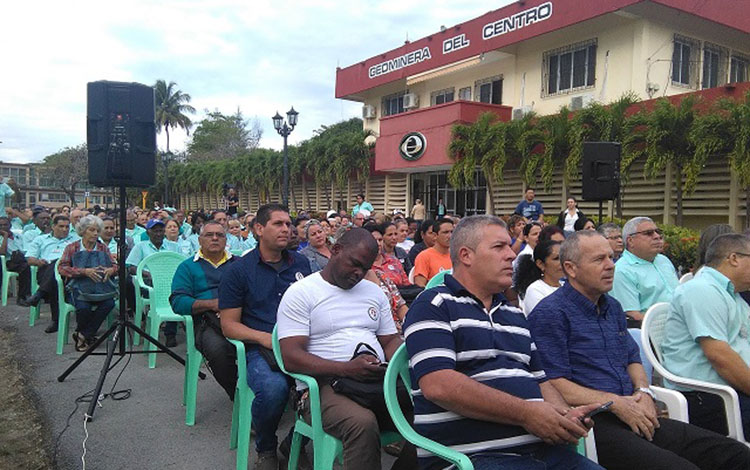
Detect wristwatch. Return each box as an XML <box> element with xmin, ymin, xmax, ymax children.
<box><xmin>636</xmin><ymin>387</ymin><xmax>656</xmax><ymax>400</ymax></box>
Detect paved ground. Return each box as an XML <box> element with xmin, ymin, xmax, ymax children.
<box><xmin>0</xmin><ymin>302</ymin><xmax>397</xmax><ymax>469</ymax></box>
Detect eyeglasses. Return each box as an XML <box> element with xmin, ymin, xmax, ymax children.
<box><xmin>201</xmin><ymin>232</ymin><xmax>226</xmax><ymax>239</ymax></box>
<box><xmin>607</xmin><ymin>235</ymin><xmax>623</xmax><ymax>240</ymax></box>
<box><xmin>731</xmin><ymin>252</ymin><xmax>750</xmax><ymax>258</ymax></box>
<box><xmin>629</xmin><ymin>228</ymin><xmax>663</xmax><ymax>238</ymax></box>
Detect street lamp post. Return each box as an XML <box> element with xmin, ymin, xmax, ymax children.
<box><xmin>272</xmin><ymin>107</ymin><xmax>298</xmax><ymax>209</ymax></box>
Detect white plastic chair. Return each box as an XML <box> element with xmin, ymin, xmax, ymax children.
<box><xmin>679</xmin><ymin>272</ymin><xmax>694</xmax><ymax>284</ymax></box>
<box><xmin>407</xmin><ymin>266</ymin><xmax>415</xmax><ymax>284</ymax></box>
<box><xmin>642</xmin><ymin>302</ymin><xmax>746</xmax><ymax>441</ymax></box>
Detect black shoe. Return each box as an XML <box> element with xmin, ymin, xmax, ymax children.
<box><xmin>16</xmin><ymin>297</ymin><xmax>30</xmax><ymax>307</ymax></box>
<box><xmin>73</xmin><ymin>332</ymin><xmax>88</xmax><ymax>352</ymax></box>
<box><xmin>278</xmin><ymin>435</ymin><xmax>312</xmax><ymax>470</ymax></box>
<box><xmin>45</xmin><ymin>323</ymin><xmax>58</xmax><ymax>334</ymax></box>
<box><xmin>165</xmin><ymin>335</ymin><xmax>177</xmax><ymax>348</ymax></box>
<box><xmin>26</xmin><ymin>292</ymin><xmax>43</xmax><ymax>307</ymax></box>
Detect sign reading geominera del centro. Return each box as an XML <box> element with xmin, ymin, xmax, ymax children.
<box><xmin>368</xmin><ymin>47</ymin><xmax>433</xmax><ymax>79</ymax></box>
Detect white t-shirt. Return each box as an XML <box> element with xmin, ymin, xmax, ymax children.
<box><xmin>397</xmin><ymin>240</ymin><xmax>414</xmax><ymax>252</ymax></box>
<box><xmin>563</xmin><ymin>211</ymin><xmax>579</xmax><ymax>232</ymax></box>
<box><xmin>277</xmin><ymin>272</ymin><xmax>398</xmax><ymax>388</ymax></box>
<box><xmin>523</xmin><ymin>279</ymin><xmax>560</xmax><ymax>316</ymax></box>
<box><xmin>513</xmin><ymin>243</ymin><xmax>534</xmax><ymax>270</ymax></box>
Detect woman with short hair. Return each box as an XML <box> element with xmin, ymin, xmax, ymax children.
<box><xmin>58</xmin><ymin>215</ymin><xmax>118</xmax><ymax>351</ymax></box>
<box><xmin>300</xmin><ymin>220</ymin><xmax>331</xmax><ymax>272</ymax></box>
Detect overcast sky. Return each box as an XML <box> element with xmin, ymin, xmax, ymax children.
<box><xmin>0</xmin><ymin>1</ymin><xmax>515</xmax><ymax>164</ymax></box>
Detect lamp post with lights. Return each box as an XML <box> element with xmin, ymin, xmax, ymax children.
<box><xmin>272</xmin><ymin>107</ymin><xmax>298</xmax><ymax>209</ymax></box>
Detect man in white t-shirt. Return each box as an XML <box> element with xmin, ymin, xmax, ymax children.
<box><xmin>277</xmin><ymin>228</ymin><xmax>416</xmax><ymax>470</ymax></box>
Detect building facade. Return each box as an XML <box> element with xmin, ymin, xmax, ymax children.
<box><xmin>0</xmin><ymin>162</ymin><xmax>113</xmax><ymax>210</ymax></box>
<box><xmin>333</xmin><ymin>0</ymin><xmax>750</xmax><ymax>227</ymax></box>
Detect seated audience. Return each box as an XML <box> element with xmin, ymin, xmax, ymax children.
<box><xmin>557</xmin><ymin>197</ymin><xmax>585</xmax><ymax>236</ymax></box>
<box><xmin>227</xmin><ymin>218</ymin><xmax>257</xmax><ymax>252</ymax></box>
<box><xmin>58</xmin><ymin>215</ymin><xmax>117</xmax><ymax>351</ymax></box>
<box><xmin>219</xmin><ymin>204</ymin><xmax>312</xmax><ymax>470</ymax></box>
<box><xmin>395</xmin><ymin>219</ymin><xmax>414</xmax><ymax>252</ymax></box>
<box><xmin>597</xmin><ymin>222</ymin><xmax>624</xmax><ymax>262</ymax></box>
<box><xmin>507</xmin><ymin>214</ymin><xmax>527</xmax><ymax>254</ymax></box>
<box><xmin>164</xmin><ymin>218</ymin><xmax>181</xmax><ymax>243</ymax></box>
<box><xmin>663</xmin><ymin>233</ymin><xmax>750</xmax><ymax>437</ymax></box>
<box><xmin>367</xmin><ymin>225</ymin><xmax>410</xmax><ymax>287</ymax></box>
<box><xmin>694</xmin><ymin>224</ymin><xmax>734</xmax><ymax>272</ymax></box>
<box><xmin>539</xmin><ymin>224</ymin><xmax>565</xmax><ymax>242</ymax></box>
<box><xmin>25</xmin><ymin>215</ymin><xmax>77</xmax><ymax>333</ymax></box>
<box><xmin>529</xmin><ymin>230</ymin><xmax>750</xmax><ymax>470</ymax></box>
<box><xmin>382</xmin><ymin>221</ymin><xmax>412</xmax><ymax>274</ymax></box>
<box><xmin>407</xmin><ymin>218</ymin><xmax>435</xmax><ymax>265</ymax></box>
<box><xmin>170</xmin><ymin>220</ymin><xmax>237</xmax><ymax>400</ymax></box>
<box><xmin>611</xmin><ymin>216</ymin><xmax>678</xmax><ymax>327</ymax></box>
<box><xmin>277</xmin><ymin>228</ymin><xmax>415</xmax><ymax>470</ymax></box>
<box><xmin>299</xmin><ymin>219</ymin><xmax>331</xmax><ymax>272</ymax></box>
<box><xmin>513</xmin><ymin>240</ymin><xmax>563</xmax><ymax>315</ymax></box>
<box><xmin>404</xmin><ymin>215</ymin><xmax>602</xmax><ymax>470</ymax></box>
<box><xmin>574</xmin><ymin>217</ymin><xmax>596</xmax><ymax>231</ymax></box>
<box><xmin>513</xmin><ymin>221</ymin><xmax>541</xmax><ymax>269</ymax></box>
<box><xmin>0</xmin><ymin>215</ymin><xmax>31</xmax><ymax>305</ymax></box>
<box><xmin>412</xmin><ymin>218</ymin><xmax>453</xmax><ymax>287</ymax></box>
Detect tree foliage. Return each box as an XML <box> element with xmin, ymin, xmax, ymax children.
<box><xmin>187</xmin><ymin>109</ymin><xmax>262</xmax><ymax>161</ymax></box>
<box><xmin>41</xmin><ymin>143</ymin><xmax>88</xmax><ymax>204</ymax></box>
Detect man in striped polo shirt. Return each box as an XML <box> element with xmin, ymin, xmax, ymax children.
<box><xmin>403</xmin><ymin>215</ymin><xmax>603</xmax><ymax>470</ymax></box>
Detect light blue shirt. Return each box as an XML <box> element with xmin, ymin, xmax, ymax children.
<box><xmin>226</xmin><ymin>233</ymin><xmax>257</xmax><ymax>252</ymax></box>
<box><xmin>351</xmin><ymin>201</ymin><xmax>374</xmax><ymax>216</ymax></box>
<box><xmin>178</xmin><ymin>233</ymin><xmax>200</xmax><ymax>257</ymax></box>
<box><xmin>125</xmin><ymin>226</ymin><xmax>146</xmax><ymax>241</ymax></box>
<box><xmin>0</xmin><ymin>234</ymin><xmax>21</xmax><ymax>254</ymax></box>
<box><xmin>26</xmin><ymin>233</ymin><xmax>77</xmax><ymax>262</ymax></box>
<box><xmin>20</xmin><ymin>226</ymin><xmax>43</xmax><ymax>253</ymax></box>
<box><xmin>611</xmin><ymin>250</ymin><xmax>678</xmax><ymax>313</ymax></box>
<box><xmin>662</xmin><ymin>267</ymin><xmax>750</xmax><ymax>389</ymax></box>
<box><xmin>0</xmin><ymin>183</ymin><xmax>14</xmax><ymax>217</ymax></box>
<box><xmin>181</xmin><ymin>222</ymin><xmax>192</xmax><ymax>238</ymax></box>
<box><xmin>125</xmin><ymin>239</ymin><xmax>180</xmax><ymax>267</ymax></box>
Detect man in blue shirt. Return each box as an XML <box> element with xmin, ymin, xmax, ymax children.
<box><xmin>529</xmin><ymin>230</ymin><xmax>750</xmax><ymax>470</ymax></box>
<box><xmin>514</xmin><ymin>188</ymin><xmax>544</xmax><ymax>223</ymax></box>
<box><xmin>663</xmin><ymin>233</ymin><xmax>750</xmax><ymax>437</ymax></box>
<box><xmin>171</xmin><ymin>220</ymin><xmax>237</xmax><ymax>400</ymax></box>
<box><xmin>404</xmin><ymin>215</ymin><xmax>601</xmax><ymax>470</ymax></box>
<box><xmin>219</xmin><ymin>203</ymin><xmax>311</xmax><ymax>470</ymax></box>
<box><xmin>610</xmin><ymin>217</ymin><xmax>678</xmax><ymax>327</ymax></box>
<box><xmin>26</xmin><ymin>215</ymin><xmax>77</xmax><ymax>333</ymax></box>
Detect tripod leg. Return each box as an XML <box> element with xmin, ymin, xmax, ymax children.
<box><xmin>126</xmin><ymin>321</ymin><xmax>206</xmax><ymax>379</ymax></box>
<box><xmin>57</xmin><ymin>321</ymin><xmax>119</xmax><ymax>382</ymax></box>
<box><xmin>85</xmin><ymin>323</ymin><xmax>123</xmax><ymax>420</ymax></box>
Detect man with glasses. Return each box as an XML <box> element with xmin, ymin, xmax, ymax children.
<box><xmin>662</xmin><ymin>233</ymin><xmax>750</xmax><ymax>437</ymax></box>
<box><xmin>611</xmin><ymin>217</ymin><xmax>678</xmax><ymax>328</ymax></box>
<box><xmin>597</xmin><ymin>223</ymin><xmax>624</xmax><ymax>262</ymax></box>
<box><xmin>170</xmin><ymin>221</ymin><xmax>237</xmax><ymax>399</ymax></box>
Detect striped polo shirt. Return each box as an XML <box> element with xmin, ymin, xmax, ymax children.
<box><xmin>403</xmin><ymin>274</ymin><xmax>546</xmax><ymax>470</ymax></box>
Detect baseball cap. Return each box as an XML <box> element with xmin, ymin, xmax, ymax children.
<box><xmin>146</xmin><ymin>218</ymin><xmax>165</xmax><ymax>229</ymax></box>
<box><xmin>326</xmin><ymin>210</ymin><xmax>337</xmax><ymax>219</ymax></box>
<box><xmin>359</xmin><ymin>209</ymin><xmax>371</xmax><ymax>218</ymax></box>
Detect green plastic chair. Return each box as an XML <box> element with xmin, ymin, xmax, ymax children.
<box><xmin>227</xmin><ymin>339</ymin><xmax>256</xmax><ymax>470</ymax></box>
<box><xmin>54</xmin><ymin>259</ymin><xmax>118</xmax><ymax>355</ymax></box>
<box><xmin>183</xmin><ymin>314</ymin><xmax>204</xmax><ymax>426</ymax></box>
<box><xmin>29</xmin><ymin>265</ymin><xmax>40</xmax><ymax>326</ymax></box>
<box><xmin>1</xmin><ymin>254</ymin><xmax>19</xmax><ymax>306</ymax></box>
<box><xmin>131</xmin><ymin>274</ymin><xmax>150</xmax><ymax>346</ymax></box>
<box><xmin>383</xmin><ymin>344</ymin><xmax>474</xmax><ymax>469</ymax></box>
<box><xmin>271</xmin><ymin>326</ymin><xmax>402</xmax><ymax>470</ymax></box>
<box><xmin>135</xmin><ymin>251</ymin><xmax>187</xmax><ymax>368</ymax></box>
<box><xmin>384</xmin><ymin>344</ymin><xmax>598</xmax><ymax>466</ymax></box>
<box><xmin>424</xmin><ymin>269</ymin><xmax>451</xmax><ymax>289</ymax></box>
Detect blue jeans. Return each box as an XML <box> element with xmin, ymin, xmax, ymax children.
<box><xmin>471</xmin><ymin>445</ymin><xmax>603</xmax><ymax>470</ymax></box>
<box><xmin>246</xmin><ymin>347</ymin><xmax>291</xmax><ymax>453</ymax></box>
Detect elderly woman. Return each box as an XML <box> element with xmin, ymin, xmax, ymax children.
<box><xmin>58</xmin><ymin>215</ymin><xmax>118</xmax><ymax>352</ymax></box>
<box><xmin>300</xmin><ymin>219</ymin><xmax>331</xmax><ymax>272</ymax></box>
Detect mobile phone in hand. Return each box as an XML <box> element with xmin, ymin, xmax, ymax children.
<box><xmin>579</xmin><ymin>401</ymin><xmax>613</xmax><ymax>422</ymax></box>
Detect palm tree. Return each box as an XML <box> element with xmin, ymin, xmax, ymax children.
<box><xmin>154</xmin><ymin>80</ymin><xmax>196</xmax><ymax>152</ymax></box>
<box><xmin>517</xmin><ymin>107</ymin><xmax>571</xmax><ymax>190</ymax></box>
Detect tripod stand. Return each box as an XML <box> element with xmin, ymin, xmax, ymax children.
<box><xmin>57</xmin><ymin>185</ymin><xmax>205</xmax><ymax>421</ymax></box>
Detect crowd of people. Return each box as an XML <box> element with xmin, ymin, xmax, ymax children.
<box><xmin>4</xmin><ymin>188</ymin><xmax>750</xmax><ymax>470</ymax></box>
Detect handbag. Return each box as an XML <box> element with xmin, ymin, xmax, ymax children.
<box><xmin>6</xmin><ymin>250</ymin><xmax>27</xmax><ymax>272</ymax></box>
<box><xmin>329</xmin><ymin>343</ymin><xmax>410</xmax><ymax>415</ymax></box>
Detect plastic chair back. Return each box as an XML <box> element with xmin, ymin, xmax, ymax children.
<box><xmin>679</xmin><ymin>272</ymin><xmax>694</xmax><ymax>284</ymax></box>
<box><xmin>136</xmin><ymin>251</ymin><xmax>186</xmax><ymax>313</ymax></box>
<box><xmin>644</xmin><ymin>302</ymin><xmax>670</xmax><ymax>364</ymax></box>
<box><xmin>384</xmin><ymin>344</ymin><xmax>474</xmax><ymax>469</ymax></box>
<box><xmin>1</xmin><ymin>254</ymin><xmax>19</xmax><ymax>307</ymax></box>
<box><xmin>425</xmin><ymin>270</ymin><xmax>451</xmax><ymax>289</ymax></box>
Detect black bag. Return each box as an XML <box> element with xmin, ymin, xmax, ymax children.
<box><xmin>329</xmin><ymin>343</ymin><xmax>410</xmax><ymax>415</ymax></box>
<box><xmin>258</xmin><ymin>346</ymin><xmax>282</xmax><ymax>372</ymax></box>
<box><xmin>5</xmin><ymin>250</ymin><xmax>27</xmax><ymax>272</ymax></box>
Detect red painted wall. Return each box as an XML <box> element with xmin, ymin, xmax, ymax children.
<box><xmin>375</xmin><ymin>101</ymin><xmax>512</xmax><ymax>172</ymax></box>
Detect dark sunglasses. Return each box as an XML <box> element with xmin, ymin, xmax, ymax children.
<box><xmin>630</xmin><ymin>228</ymin><xmax>663</xmax><ymax>238</ymax></box>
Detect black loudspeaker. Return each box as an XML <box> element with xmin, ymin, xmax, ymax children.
<box><xmin>87</xmin><ymin>81</ymin><xmax>156</xmax><ymax>187</ymax></box>
<box><xmin>582</xmin><ymin>142</ymin><xmax>621</xmax><ymax>201</ymax></box>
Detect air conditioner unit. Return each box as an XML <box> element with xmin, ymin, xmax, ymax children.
<box><xmin>570</xmin><ymin>93</ymin><xmax>595</xmax><ymax>111</ymax></box>
<box><xmin>512</xmin><ymin>106</ymin><xmax>532</xmax><ymax>120</ymax></box>
<box><xmin>362</xmin><ymin>104</ymin><xmax>376</xmax><ymax>119</ymax></box>
<box><xmin>403</xmin><ymin>93</ymin><xmax>419</xmax><ymax>109</ymax></box>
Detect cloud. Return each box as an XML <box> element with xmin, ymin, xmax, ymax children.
<box><xmin>0</xmin><ymin>0</ymin><xmax>511</xmax><ymax>162</ymax></box>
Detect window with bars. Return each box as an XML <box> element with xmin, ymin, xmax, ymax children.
<box><xmin>702</xmin><ymin>43</ymin><xmax>728</xmax><ymax>89</ymax></box>
<box><xmin>474</xmin><ymin>76</ymin><xmax>503</xmax><ymax>104</ymax></box>
<box><xmin>431</xmin><ymin>87</ymin><xmax>455</xmax><ymax>105</ymax></box>
<box><xmin>543</xmin><ymin>40</ymin><xmax>597</xmax><ymax>96</ymax></box>
<box><xmin>381</xmin><ymin>92</ymin><xmax>406</xmax><ymax>117</ymax></box>
<box><xmin>672</xmin><ymin>35</ymin><xmax>699</xmax><ymax>87</ymax></box>
<box><xmin>730</xmin><ymin>55</ymin><xmax>749</xmax><ymax>83</ymax></box>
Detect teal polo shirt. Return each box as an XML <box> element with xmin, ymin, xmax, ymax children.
<box><xmin>611</xmin><ymin>250</ymin><xmax>678</xmax><ymax>313</ymax></box>
<box><xmin>662</xmin><ymin>267</ymin><xmax>750</xmax><ymax>389</ymax></box>
<box><xmin>125</xmin><ymin>226</ymin><xmax>146</xmax><ymax>241</ymax></box>
<box><xmin>0</xmin><ymin>183</ymin><xmax>14</xmax><ymax>217</ymax></box>
<box><xmin>0</xmin><ymin>234</ymin><xmax>21</xmax><ymax>254</ymax></box>
<box><xmin>21</xmin><ymin>226</ymin><xmax>43</xmax><ymax>254</ymax></box>
<box><xmin>125</xmin><ymin>239</ymin><xmax>180</xmax><ymax>267</ymax></box>
<box><xmin>26</xmin><ymin>233</ymin><xmax>77</xmax><ymax>262</ymax></box>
